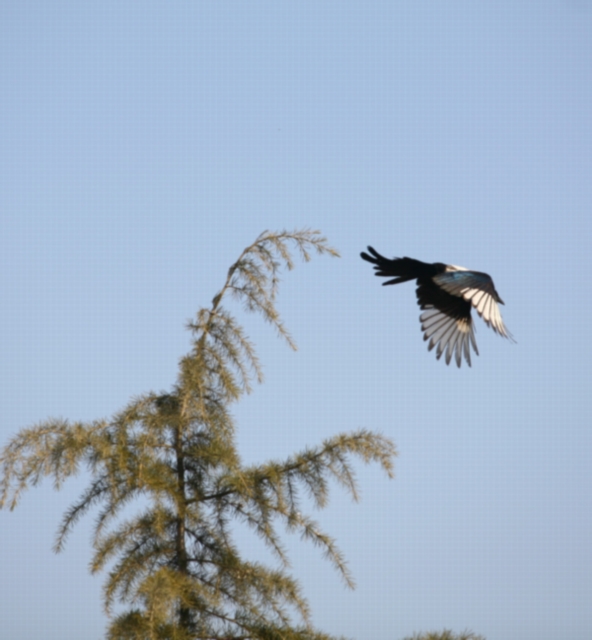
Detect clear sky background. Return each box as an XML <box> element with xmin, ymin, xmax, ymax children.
<box><xmin>1</xmin><ymin>2</ymin><xmax>591</xmax><ymax>639</ymax></box>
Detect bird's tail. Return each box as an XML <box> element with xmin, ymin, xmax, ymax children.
<box><xmin>360</xmin><ymin>246</ymin><xmax>435</xmax><ymax>285</ymax></box>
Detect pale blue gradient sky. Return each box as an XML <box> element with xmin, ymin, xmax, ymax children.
<box><xmin>1</xmin><ymin>3</ymin><xmax>591</xmax><ymax>639</ymax></box>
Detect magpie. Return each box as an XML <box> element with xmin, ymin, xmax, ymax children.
<box><xmin>361</xmin><ymin>246</ymin><xmax>514</xmax><ymax>367</ymax></box>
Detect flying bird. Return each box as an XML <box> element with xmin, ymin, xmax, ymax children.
<box><xmin>361</xmin><ymin>246</ymin><xmax>514</xmax><ymax>367</ymax></box>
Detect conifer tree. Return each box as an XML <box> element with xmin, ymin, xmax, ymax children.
<box><xmin>1</xmin><ymin>229</ymin><xmax>396</xmax><ymax>640</ymax></box>
<box><xmin>401</xmin><ymin>631</ymin><xmax>486</xmax><ymax>640</ymax></box>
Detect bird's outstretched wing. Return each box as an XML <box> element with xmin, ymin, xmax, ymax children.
<box><xmin>433</xmin><ymin>270</ymin><xmax>514</xmax><ymax>341</ymax></box>
<box><xmin>416</xmin><ymin>279</ymin><xmax>478</xmax><ymax>367</ymax></box>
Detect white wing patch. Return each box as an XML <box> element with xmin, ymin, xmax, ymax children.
<box><xmin>433</xmin><ymin>271</ymin><xmax>514</xmax><ymax>340</ymax></box>
<box><xmin>420</xmin><ymin>307</ymin><xmax>478</xmax><ymax>368</ymax></box>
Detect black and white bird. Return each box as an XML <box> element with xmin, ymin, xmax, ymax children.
<box><xmin>361</xmin><ymin>246</ymin><xmax>514</xmax><ymax>367</ymax></box>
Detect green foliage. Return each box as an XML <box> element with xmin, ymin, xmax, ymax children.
<box><xmin>401</xmin><ymin>630</ymin><xmax>486</xmax><ymax>640</ymax></box>
<box><xmin>1</xmin><ymin>229</ymin><xmax>395</xmax><ymax>640</ymax></box>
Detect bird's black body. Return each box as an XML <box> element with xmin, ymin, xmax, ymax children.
<box><xmin>361</xmin><ymin>246</ymin><xmax>512</xmax><ymax>367</ymax></box>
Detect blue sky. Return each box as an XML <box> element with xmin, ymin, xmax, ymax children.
<box><xmin>1</xmin><ymin>2</ymin><xmax>591</xmax><ymax>639</ymax></box>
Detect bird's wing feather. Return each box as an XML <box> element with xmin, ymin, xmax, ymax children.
<box><xmin>433</xmin><ymin>271</ymin><xmax>514</xmax><ymax>340</ymax></box>
<box><xmin>416</xmin><ymin>279</ymin><xmax>478</xmax><ymax>367</ymax></box>
<box><xmin>420</xmin><ymin>307</ymin><xmax>478</xmax><ymax>367</ymax></box>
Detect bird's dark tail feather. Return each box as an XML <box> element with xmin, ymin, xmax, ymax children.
<box><xmin>360</xmin><ymin>246</ymin><xmax>436</xmax><ymax>285</ymax></box>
